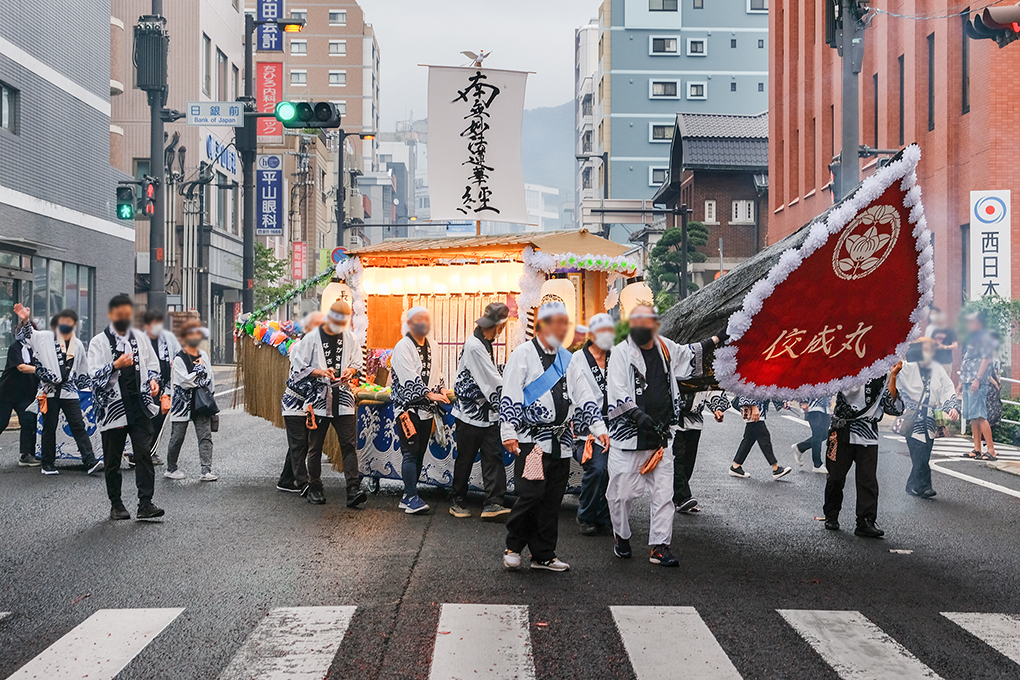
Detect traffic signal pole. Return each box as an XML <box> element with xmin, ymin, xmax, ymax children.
<box><xmin>240</xmin><ymin>12</ymin><xmax>256</xmax><ymax>314</ymax></box>
<box><xmin>838</xmin><ymin>0</ymin><xmax>864</xmax><ymax>199</ymax></box>
<box><xmin>143</xmin><ymin>0</ymin><xmax>168</xmax><ymax>313</ymax></box>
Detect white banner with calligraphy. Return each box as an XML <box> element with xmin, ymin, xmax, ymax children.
<box><xmin>427</xmin><ymin>66</ymin><xmax>529</xmax><ymax>225</ymax></box>
<box><xmin>969</xmin><ymin>190</ymin><xmax>1011</xmax><ymax>301</ymax></box>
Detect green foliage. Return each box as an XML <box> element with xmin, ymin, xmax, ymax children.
<box><xmin>615</xmin><ymin>320</ymin><xmax>629</xmax><ymax>345</ymax></box>
<box><xmin>992</xmin><ymin>401</ymin><xmax>1020</xmax><ymax>446</ymax></box>
<box><xmin>647</xmin><ymin>221</ymin><xmax>710</xmax><ymax>296</ymax></box>
<box><xmin>655</xmin><ymin>291</ymin><xmax>677</xmax><ymax>315</ymax></box>
<box><xmin>958</xmin><ymin>296</ymin><xmax>1020</xmax><ymax>340</ymax></box>
<box><xmin>254</xmin><ymin>242</ymin><xmax>295</xmax><ymax>309</ymax></box>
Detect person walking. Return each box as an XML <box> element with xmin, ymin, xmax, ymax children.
<box><xmin>500</xmin><ymin>301</ymin><xmax>608</xmax><ymax>572</ymax></box>
<box><xmin>898</xmin><ymin>340</ymin><xmax>959</xmax><ymax>498</ymax></box>
<box><xmin>959</xmin><ymin>311</ymin><xmax>997</xmax><ymax>461</ymax></box>
<box><xmin>14</xmin><ymin>304</ymin><xmax>101</xmax><ymax>475</ymax></box>
<box><xmin>0</xmin><ymin>335</ymin><xmax>39</xmax><ymax>467</ymax></box>
<box><xmin>673</xmin><ymin>389</ymin><xmax>729</xmax><ymax>514</ymax></box>
<box><xmin>792</xmin><ymin>397</ymin><xmax>833</xmax><ymax>473</ymax></box>
<box><xmin>87</xmin><ymin>294</ymin><xmax>164</xmax><ymax>521</ymax></box>
<box><xmin>391</xmin><ymin>306</ymin><xmax>451</xmax><ymax>515</ymax></box>
<box><xmin>823</xmin><ymin>368</ymin><xmax>904</xmax><ymax>537</ymax></box>
<box><xmin>449</xmin><ymin>302</ymin><xmax>511</xmax><ymax>521</ymax></box>
<box><xmin>729</xmin><ymin>398</ymin><xmax>792</xmax><ymax>480</ymax></box>
<box><xmin>289</xmin><ymin>299</ymin><xmax>366</xmax><ymax>507</ymax></box>
<box><xmin>163</xmin><ymin>321</ymin><xmax>217</xmax><ymax>482</ymax></box>
<box><xmin>276</xmin><ymin>311</ymin><xmax>323</xmax><ymax>494</ymax></box>
<box><xmin>141</xmin><ymin>310</ymin><xmax>179</xmax><ymax>467</ymax></box>
<box><xmin>926</xmin><ymin>308</ymin><xmax>958</xmax><ymax>379</ymax></box>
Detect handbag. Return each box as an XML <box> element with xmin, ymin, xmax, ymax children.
<box><xmin>892</xmin><ymin>410</ymin><xmax>919</xmax><ymax>436</ymax></box>
<box><xmin>179</xmin><ymin>350</ymin><xmax>219</xmax><ymax>417</ymax></box>
<box><xmin>987</xmin><ymin>384</ymin><xmax>1003</xmax><ymax>428</ymax></box>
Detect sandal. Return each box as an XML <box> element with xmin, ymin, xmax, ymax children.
<box><xmin>983</xmin><ymin>452</ymin><xmax>999</xmax><ymax>462</ymax></box>
<box><xmin>961</xmin><ymin>450</ymin><xmax>981</xmax><ymax>459</ymax></box>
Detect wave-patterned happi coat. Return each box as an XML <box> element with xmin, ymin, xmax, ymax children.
<box><xmin>451</xmin><ymin>332</ymin><xmax>503</xmax><ymax>427</ymax></box>
<box><xmin>287</xmin><ymin>327</ymin><xmax>362</xmax><ymax>418</ymax></box>
<box><xmin>87</xmin><ymin>327</ymin><xmax>161</xmax><ymax>431</ymax></box>
<box><xmin>715</xmin><ymin>144</ymin><xmax>933</xmax><ymax>400</ymax></box>
<box><xmin>169</xmin><ymin>350</ymin><xmax>214</xmax><ymax>422</ymax></box>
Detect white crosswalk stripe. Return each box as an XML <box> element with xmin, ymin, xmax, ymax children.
<box><xmin>217</xmin><ymin>606</ymin><xmax>357</xmax><ymax>680</ymax></box>
<box><xmin>943</xmin><ymin>612</ymin><xmax>1020</xmax><ymax>666</ymax></box>
<box><xmin>429</xmin><ymin>603</ymin><xmax>535</xmax><ymax>680</ymax></box>
<box><xmin>778</xmin><ymin>609</ymin><xmax>940</xmax><ymax>679</ymax></box>
<box><xmin>929</xmin><ymin>436</ymin><xmax>1020</xmax><ymax>460</ymax></box>
<box><xmin>4</xmin><ymin>607</ymin><xmax>183</xmax><ymax>680</ymax></box>
<box><xmin>611</xmin><ymin>606</ymin><xmax>741</xmax><ymax>679</ymax></box>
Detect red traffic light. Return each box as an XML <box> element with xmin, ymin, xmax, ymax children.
<box><xmin>145</xmin><ymin>182</ymin><xmax>155</xmax><ymax>199</ymax></box>
<box><xmin>144</xmin><ymin>201</ymin><xmax>155</xmax><ymax>216</ymax></box>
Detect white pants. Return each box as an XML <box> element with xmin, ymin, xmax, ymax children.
<box><xmin>607</xmin><ymin>445</ymin><xmax>675</xmax><ymax>547</ymax></box>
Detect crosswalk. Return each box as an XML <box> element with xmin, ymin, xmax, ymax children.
<box><xmin>3</xmin><ymin>605</ymin><xmax>1020</xmax><ymax>679</ymax></box>
<box><xmin>929</xmin><ymin>435</ymin><xmax>1020</xmax><ymax>461</ymax></box>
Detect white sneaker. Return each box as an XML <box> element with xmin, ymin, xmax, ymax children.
<box><xmin>531</xmin><ymin>558</ymin><xmax>570</xmax><ymax>572</ymax></box>
<box><xmin>791</xmin><ymin>443</ymin><xmax>803</xmax><ymax>467</ymax></box>
<box><xmin>164</xmin><ymin>469</ymin><xmax>185</xmax><ymax>480</ymax></box>
<box><xmin>813</xmin><ymin>465</ymin><xmax>828</xmax><ymax>474</ymax></box>
<box><xmin>199</xmin><ymin>472</ymin><xmax>219</xmax><ymax>482</ymax></box>
<box><xmin>503</xmin><ymin>550</ymin><xmax>522</xmax><ymax>571</ymax></box>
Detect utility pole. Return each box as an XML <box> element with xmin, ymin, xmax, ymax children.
<box><xmin>335</xmin><ymin>130</ymin><xmax>346</xmax><ymax>248</ymax></box>
<box><xmin>678</xmin><ymin>203</ymin><xmax>690</xmax><ymax>299</ymax></box>
<box><xmin>239</xmin><ymin>12</ymin><xmax>257</xmax><ymax>314</ymax></box>
<box><xmin>832</xmin><ymin>0</ymin><xmax>866</xmax><ymax>199</ymax></box>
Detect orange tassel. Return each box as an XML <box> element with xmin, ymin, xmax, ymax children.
<box><xmin>37</xmin><ymin>394</ymin><xmax>47</xmax><ymax>415</ymax></box>
<box><xmin>305</xmin><ymin>404</ymin><xmax>317</xmax><ymax>430</ymax></box>
<box><xmin>640</xmin><ymin>447</ymin><xmax>664</xmax><ymax>475</ymax></box>
<box><xmin>581</xmin><ymin>435</ymin><xmax>595</xmax><ymax>464</ymax></box>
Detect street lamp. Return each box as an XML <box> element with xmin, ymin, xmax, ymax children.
<box><xmin>575</xmin><ymin>151</ymin><xmax>609</xmax><ymax>200</ymax></box>
<box><xmin>335</xmin><ymin>129</ymin><xmax>376</xmax><ymax>248</ymax></box>
<box><xmin>239</xmin><ymin>14</ymin><xmax>305</xmax><ymax>314</ymax></box>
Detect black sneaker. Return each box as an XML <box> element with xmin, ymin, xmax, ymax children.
<box><xmin>649</xmin><ymin>544</ymin><xmax>679</xmax><ymax>567</ymax></box>
<box><xmin>578</xmin><ymin>522</ymin><xmax>599</xmax><ymax>536</ymax></box>
<box><xmin>346</xmin><ymin>489</ymin><xmax>368</xmax><ymax>508</ymax></box>
<box><xmin>728</xmin><ymin>465</ymin><xmax>750</xmax><ymax>478</ymax></box>
<box><xmin>307</xmin><ymin>486</ymin><xmax>327</xmax><ymax>505</ymax></box>
<box><xmin>85</xmin><ymin>458</ymin><xmax>104</xmax><ymax>475</ymax></box>
<box><xmin>676</xmin><ymin>498</ymin><xmax>698</xmax><ymax>513</ymax></box>
<box><xmin>824</xmin><ymin>518</ymin><xmax>840</xmax><ymax>531</ymax></box>
<box><xmin>41</xmin><ymin>464</ymin><xmax>59</xmax><ymax>476</ymax></box>
<box><xmin>110</xmin><ymin>503</ymin><xmax>131</xmax><ymax>520</ymax></box>
<box><xmin>276</xmin><ymin>480</ymin><xmax>303</xmax><ymax>493</ymax></box>
<box><xmin>772</xmin><ymin>466</ymin><xmax>792</xmax><ymax>480</ymax></box>
<box><xmin>136</xmin><ymin>502</ymin><xmax>165</xmax><ymax>520</ymax></box>
<box><xmin>480</xmin><ymin>504</ymin><xmax>511</xmax><ymax>522</ymax></box>
<box><xmin>614</xmin><ymin>534</ymin><xmax>632</xmax><ymax>559</ymax></box>
<box><xmin>449</xmin><ymin>501</ymin><xmax>471</xmax><ymax>518</ymax></box>
<box><xmin>151</xmin><ymin>454</ymin><xmax>164</xmax><ymax>466</ymax></box>
<box><xmin>854</xmin><ymin>519</ymin><xmax>885</xmax><ymax>538</ymax></box>
<box><xmin>18</xmin><ymin>454</ymin><xmax>41</xmax><ymax>467</ymax></box>
<box><xmin>920</xmin><ymin>488</ymin><xmax>937</xmax><ymax>499</ymax></box>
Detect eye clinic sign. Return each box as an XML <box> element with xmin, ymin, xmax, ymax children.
<box><xmin>969</xmin><ymin>191</ymin><xmax>1011</xmax><ymax>301</ymax></box>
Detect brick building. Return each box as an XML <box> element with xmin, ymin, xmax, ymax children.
<box><xmin>769</xmin><ymin>1</ymin><xmax>1020</xmax><ymax>322</ymax></box>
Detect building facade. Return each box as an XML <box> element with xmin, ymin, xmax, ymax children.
<box><xmin>592</xmin><ymin>0</ymin><xmax>769</xmax><ymax>202</ymax></box>
<box><xmin>575</xmin><ymin>17</ymin><xmax>600</xmax><ymax>224</ymax></box>
<box><xmin>769</xmin><ymin>1</ymin><xmax>1020</xmax><ymax>325</ymax></box>
<box><xmin>0</xmin><ymin>1</ymin><xmax>133</xmax><ymax>353</ymax></box>
<box><xmin>111</xmin><ymin>0</ymin><xmax>245</xmax><ymax>362</ymax></box>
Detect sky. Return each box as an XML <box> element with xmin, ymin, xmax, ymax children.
<box><xmin>358</xmin><ymin>0</ymin><xmax>600</xmax><ymax>130</ymax></box>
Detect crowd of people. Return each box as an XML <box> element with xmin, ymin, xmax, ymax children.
<box><xmin>0</xmin><ymin>292</ymin><xmax>1006</xmax><ymax>571</ymax></box>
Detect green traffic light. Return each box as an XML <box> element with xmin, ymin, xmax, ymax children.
<box><xmin>118</xmin><ymin>204</ymin><xmax>134</xmax><ymax>219</ymax></box>
<box><xmin>275</xmin><ymin>101</ymin><xmax>298</xmax><ymax>122</ymax></box>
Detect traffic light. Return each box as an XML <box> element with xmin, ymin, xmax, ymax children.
<box><xmin>116</xmin><ymin>186</ymin><xmax>135</xmax><ymax>220</ymax></box>
<box><xmin>274</xmin><ymin>101</ymin><xmax>342</xmax><ymax>129</ymax></box>
<box><xmin>138</xmin><ymin>177</ymin><xmax>156</xmax><ymax>217</ymax></box>
<box><xmin>965</xmin><ymin>4</ymin><xmax>1020</xmax><ymax>48</ymax></box>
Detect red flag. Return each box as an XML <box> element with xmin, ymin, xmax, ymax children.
<box><xmin>715</xmin><ymin>144</ymin><xmax>933</xmax><ymax>399</ymax></box>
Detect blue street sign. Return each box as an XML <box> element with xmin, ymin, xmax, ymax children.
<box><xmin>256</xmin><ymin>155</ymin><xmax>284</xmax><ymax>236</ymax></box>
<box><xmin>256</xmin><ymin>0</ymin><xmax>283</xmax><ymax>52</ymax></box>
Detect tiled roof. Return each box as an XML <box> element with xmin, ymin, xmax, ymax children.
<box><xmin>676</xmin><ymin>111</ymin><xmax>769</xmax><ymax>171</ymax></box>
<box><xmin>677</xmin><ymin>111</ymin><xmax>768</xmax><ymax>139</ymax></box>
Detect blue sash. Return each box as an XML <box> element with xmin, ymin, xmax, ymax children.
<box><xmin>523</xmin><ymin>346</ymin><xmax>572</xmax><ymax>407</ymax></box>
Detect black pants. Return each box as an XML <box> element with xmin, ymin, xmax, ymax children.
<box><xmin>42</xmin><ymin>397</ymin><xmax>94</xmax><ymax>466</ymax></box>
<box><xmin>149</xmin><ymin>411</ymin><xmax>168</xmax><ymax>454</ymax></box>
<box><xmin>451</xmin><ymin>420</ymin><xmax>506</xmax><ymax>506</ymax></box>
<box><xmin>823</xmin><ymin>427</ymin><xmax>879</xmax><ymax>523</ymax></box>
<box><xmin>505</xmin><ymin>444</ymin><xmax>570</xmax><ymax>562</ymax></box>
<box><xmin>906</xmin><ymin>435</ymin><xmax>934</xmax><ymax>494</ymax></box>
<box><xmin>397</xmin><ymin>411</ymin><xmax>432</xmax><ymax>497</ymax></box>
<box><xmin>306</xmin><ymin>414</ymin><xmax>359</xmax><ymax>492</ymax></box>
<box><xmin>733</xmin><ymin>421</ymin><xmax>777</xmax><ymax>466</ymax></box>
<box><xmin>796</xmin><ymin>411</ymin><xmax>831</xmax><ymax>468</ymax></box>
<box><xmin>279</xmin><ymin>415</ymin><xmax>310</xmax><ymax>488</ymax></box>
<box><xmin>101</xmin><ymin>417</ymin><xmax>155</xmax><ymax>505</ymax></box>
<box><xmin>672</xmin><ymin>429</ymin><xmax>702</xmax><ymax>504</ymax></box>
<box><xmin>575</xmin><ymin>438</ymin><xmax>610</xmax><ymax>527</ymax></box>
<box><xmin>0</xmin><ymin>398</ymin><xmax>36</xmax><ymax>456</ymax></box>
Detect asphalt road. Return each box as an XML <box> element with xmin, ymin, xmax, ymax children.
<box><xmin>2</xmin><ymin>390</ymin><xmax>1020</xmax><ymax>679</ymax></box>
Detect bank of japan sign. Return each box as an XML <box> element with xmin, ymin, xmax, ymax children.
<box><xmin>256</xmin><ymin>155</ymin><xmax>284</xmax><ymax>236</ymax></box>
<box><xmin>969</xmin><ymin>191</ymin><xmax>1011</xmax><ymax>301</ymax></box>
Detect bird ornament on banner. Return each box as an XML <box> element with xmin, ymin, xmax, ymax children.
<box><xmin>714</xmin><ymin>144</ymin><xmax>933</xmax><ymax>400</ymax></box>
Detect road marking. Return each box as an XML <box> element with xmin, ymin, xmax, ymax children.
<box><xmin>943</xmin><ymin>612</ymin><xmax>1020</xmax><ymax>665</ymax></box>
<box><xmin>429</xmin><ymin>604</ymin><xmax>535</xmax><ymax>680</ymax></box>
<box><xmin>214</xmin><ymin>385</ymin><xmax>243</xmax><ymax>397</ymax></box>
<box><xmin>778</xmin><ymin>609</ymin><xmax>940</xmax><ymax>679</ymax></box>
<box><xmin>5</xmin><ymin>608</ymin><xmax>183</xmax><ymax>680</ymax></box>
<box><xmin>930</xmin><ymin>459</ymin><xmax>1020</xmax><ymax>499</ymax></box>
<box><xmin>218</xmin><ymin>606</ymin><xmax>356</xmax><ymax>680</ymax></box>
<box><xmin>611</xmin><ymin>606</ymin><xmax>741</xmax><ymax>679</ymax></box>
<box><xmin>781</xmin><ymin>415</ymin><xmax>811</xmax><ymax>427</ymax></box>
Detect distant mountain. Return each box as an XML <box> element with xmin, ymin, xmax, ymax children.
<box><xmin>521</xmin><ymin>101</ymin><xmax>574</xmax><ymax>213</ymax></box>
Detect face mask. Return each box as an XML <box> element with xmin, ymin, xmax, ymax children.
<box><xmin>920</xmin><ymin>350</ymin><xmax>935</xmax><ymax>366</ymax></box>
<box><xmin>327</xmin><ymin>320</ymin><xmax>344</xmax><ymax>334</ymax></box>
<box><xmin>629</xmin><ymin>327</ymin><xmax>654</xmax><ymax>346</ymax></box>
<box><xmin>185</xmin><ymin>337</ymin><xmax>203</xmax><ymax>348</ymax></box>
<box><xmin>410</xmin><ymin>321</ymin><xmax>429</xmax><ymax>337</ymax></box>
<box><xmin>58</xmin><ymin>323</ymin><xmax>74</xmax><ymax>336</ymax></box>
<box><xmin>148</xmin><ymin>323</ymin><xmax>163</xmax><ymax>337</ymax></box>
<box><xmin>543</xmin><ymin>334</ymin><xmax>562</xmax><ymax>351</ymax></box>
<box><xmin>594</xmin><ymin>332</ymin><xmax>615</xmax><ymax>351</ymax></box>
<box><xmin>112</xmin><ymin>318</ymin><xmax>131</xmax><ymax>333</ymax></box>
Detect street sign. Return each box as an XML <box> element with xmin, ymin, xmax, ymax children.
<box><xmin>257</xmin><ymin>63</ymin><xmax>283</xmax><ymax>143</ymax></box>
<box><xmin>186</xmin><ymin>102</ymin><xmax>244</xmax><ymax>127</ymax></box>
<box><xmin>256</xmin><ymin>0</ymin><xmax>283</xmax><ymax>51</ymax></box>
<box><xmin>292</xmin><ymin>242</ymin><xmax>306</xmax><ymax>280</ymax></box>
<box><xmin>969</xmin><ymin>190</ymin><xmax>1012</xmax><ymax>300</ymax></box>
<box><xmin>256</xmin><ymin>155</ymin><xmax>284</xmax><ymax>236</ymax></box>
<box><xmin>330</xmin><ymin>246</ymin><xmax>347</xmax><ymax>264</ymax></box>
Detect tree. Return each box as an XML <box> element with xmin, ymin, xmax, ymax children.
<box><xmin>254</xmin><ymin>242</ymin><xmax>295</xmax><ymax>309</ymax></box>
<box><xmin>647</xmin><ymin>221</ymin><xmax>710</xmax><ymax>300</ymax></box>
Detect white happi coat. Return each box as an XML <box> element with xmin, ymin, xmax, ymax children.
<box><xmin>834</xmin><ymin>377</ymin><xmax>904</xmax><ymax>446</ymax></box>
<box><xmin>16</xmin><ymin>324</ymin><xmax>90</xmax><ymax>399</ymax></box>
<box><xmin>281</xmin><ymin>335</ymin><xmax>311</xmax><ymax>418</ymax></box>
<box><xmin>499</xmin><ymin>338</ymin><xmax>607</xmax><ymax>457</ymax></box>
<box><xmin>391</xmin><ymin>334</ymin><xmax>443</xmax><ymax>420</ymax></box>
<box><xmin>87</xmin><ymin>326</ymin><xmax>161</xmax><ymax>432</ymax></box>
<box><xmin>150</xmin><ymin>329</ymin><xmax>181</xmax><ymax>393</ymax></box>
<box><xmin>567</xmin><ymin>344</ymin><xmax>609</xmax><ymax>437</ymax></box>
<box><xmin>678</xmin><ymin>390</ymin><xmax>731</xmax><ymax>431</ymax></box>
<box><xmin>169</xmin><ymin>349</ymin><xmax>214</xmax><ymax>422</ymax></box>
<box><xmin>288</xmin><ymin>326</ymin><xmax>362</xmax><ymax>417</ymax></box>
<box><xmin>896</xmin><ymin>361</ymin><xmax>958</xmax><ymax>442</ymax></box>
<box><xmin>451</xmin><ymin>331</ymin><xmax>503</xmax><ymax>427</ymax></box>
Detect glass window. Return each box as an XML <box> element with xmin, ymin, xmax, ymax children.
<box><xmin>232</xmin><ymin>64</ymin><xmax>239</xmax><ymax>100</ymax></box>
<box><xmin>731</xmin><ymin>82</ymin><xmax>737</xmax><ymax>91</ymax></box>
<box><xmin>689</xmin><ymin>40</ymin><xmax>706</xmax><ymax>55</ymax></box>
<box><xmin>731</xmin><ymin>39</ymin><xmax>737</xmax><ymax>48</ymax></box>
<box><xmin>329</xmin><ymin>71</ymin><xmax>346</xmax><ymax>86</ymax></box>
<box><xmin>0</xmin><ymin>279</ymin><xmax>13</xmax><ymax>353</ymax></box>
<box><xmin>32</xmin><ymin>257</ymin><xmax>47</xmax><ymax>329</ymax></box>
<box><xmin>329</xmin><ymin>9</ymin><xmax>346</xmax><ymax>24</ymax></box>
<box><xmin>688</xmin><ymin>82</ymin><xmax>707</xmax><ymax>99</ymax></box>
<box><xmin>651</xmin><ymin>168</ymin><xmax>668</xmax><ymax>184</ymax></box>
<box><xmin>749</xmin><ymin>0</ymin><xmax>768</xmax><ymax>10</ymax></box>
<box><xmin>291</xmin><ymin>70</ymin><xmax>307</xmax><ymax>85</ymax></box>
<box><xmin>1</xmin><ymin>82</ymin><xmax>17</xmax><ymax>132</ymax></box>
<box><xmin>78</xmin><ymin>267</ymin><xmax>91</xmax><ymax>339</ymax></box>
<box><xmin>705</xmin><ymin>200</ymin><xmax>717</xmax><ymax>223</ymax></box>
<box><xmin>216</xmin><ymin>171</ymin><xmax>228</xmax><ymax>227</ymax></box>
<box><xmin>650</xmin><ymin>0</ymin><xmax>678</xmax><ymax>10</ymax></box>
<box><xmin>48</xmin><ymin>259</ymin><xmax>63</xmax><ymax>318</ymax></box>
<box><xmin>330</xmin><ymin>101</ymin><xmax>347</xmax><ymax>115</ymax></box>
<box><xmin>0</xmin><ymin>252</ymin><xmax>18</xmax><ymax>268</ymax></box>
<box><xmin>290</xmin><ymin>10</ymin><xmax>306</xmax><ymax>21</ymax></box>
<box><xmin>732</xmin><ymin>200</ymin><xmax>755</xmax><ymax>224</ymax></box>
<box><xmin>758</xmin><ymin>82</ymin><xmax>765</xmax><ymax>92</ymax></box>
<box><xmin>291</xmin><ymin>40</ymin><xmax>307</xmax><ymax>55</ymax></box>
<box><xmin>651</xmin><ymin>125</ymin><xmax>674</xmax><ymax>140</ymax></box>
<box><xmin>202</xmin><ymin>34</ymin><xmax>211</xmax><ymax>96</ymax></box>
<box><xmin>651</xmin><ymin>81</ymin><xmax>677</xmax><ymax>97</ymax></box>
<box><xmin>758</xmin><ymin>39</ymin><xmax>765</xmax><ymax>48</ymax></box>
<box><xmin>693</xmin><ymin>0</ymin><xmax>703</xmax><ymax>7</ymax></box>
<box><xmin>216</xmin><ymin>49</ymin><xmax>228</xmax><ymax>100</ymax></box>
<box><xmin>652</xmin><ymin>38</ymin><xmax>677</xmax><ymax>54</ymax></box>
<box><xmin>329</xmin><ymin>40</ymin><xmax>347</xmax><ymax>56</ymax></box>
<box><xmin>133</xmin><ymin>158</ymin><xmax>150</xmax><ymax>180</ymax></box>
<box><xmin>63</xmin><ymin>263</ymin><xmax>78</xmax><ymax>317</ymax></box>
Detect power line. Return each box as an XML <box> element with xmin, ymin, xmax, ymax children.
<box><xmin>871</xmin><ymin>1</ymin><xmax>1003</xmax><ymax>21</ymax></box>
